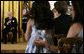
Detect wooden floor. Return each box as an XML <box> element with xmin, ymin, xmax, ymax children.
<box><xmin>1</xmin><ymin>42</ymin><xmax>28</xmax><ymax>53</ymax></box>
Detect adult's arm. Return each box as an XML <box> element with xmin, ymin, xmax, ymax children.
<box><xmin>67</xmin><ymin>23</ymin><xmax>83</xmax><ymax>38</ymax></box>
<box><xmin>4</xmin><ymin>18</ymin><xmax>10</xmax><ymax>27</ymax></box>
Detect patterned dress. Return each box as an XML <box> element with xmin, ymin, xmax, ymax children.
<box><xmin>25</xmin><ymin>25</ymin><xmax>54</xmax><ymax>53</ymax></box>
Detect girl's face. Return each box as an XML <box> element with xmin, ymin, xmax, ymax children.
<box><xmin>70</xmin><ymin>5</ymin><xmax>75</xmax><ymax>20</ymax></box>
<box><xmin>53</xmin><ymin>8</ymin><xmax>61</xmax><ymax>19</ymax></box>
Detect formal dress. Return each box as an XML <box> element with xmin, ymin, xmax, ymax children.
<box><xmin>25</xmin><ymin>25</ymin><xmax>54</xmax><ymax>53</ymax></box>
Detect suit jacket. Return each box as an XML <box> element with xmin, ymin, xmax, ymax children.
<box><xmin>4</xmin><ymin>17</ymin><xmax>17</xmax><ymax>29</ymax></box>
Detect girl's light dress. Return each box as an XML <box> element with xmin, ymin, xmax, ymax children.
<box><xmin>25</xmin><ymin>25</ymin><xmax>54</xmax><ymax>53</ymax></box>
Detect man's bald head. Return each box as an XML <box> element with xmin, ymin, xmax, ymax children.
<box><xmin>8</xmin><ymin>12</ymin><xmax>12</xmax><ymax>18</ymax></box>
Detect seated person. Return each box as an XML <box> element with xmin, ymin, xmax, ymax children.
<box><xmin>2</xmin><ymin>12</ymin><xmax>17</xmax><ymax>44</ymax></box>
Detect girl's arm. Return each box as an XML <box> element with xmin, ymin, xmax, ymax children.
<box><xmin>34</xmin><ymin>28</ymin><xmax>59</xmax><ymax>53</ymax></box>
<box><xmin>25</xmin><ymin>19</ymin><xmax>33</xmax><ymax>41</ymax></box>
<box><xmin>34</xmin><ymin>39</ymin><xmax>59</xmax><ymax>53</ymax></box>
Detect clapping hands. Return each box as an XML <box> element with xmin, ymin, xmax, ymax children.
<box><xmin>7</xmin><ymin>20</ymin><xmax>11</xmax><ymax>24</ymax></box>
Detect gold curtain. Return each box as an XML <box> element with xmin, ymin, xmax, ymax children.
<box><xmin>1</xmin><ymin>1</ymin><xmax>24</xmax><ymax>42</ymax></box>
<box><xmin>1</xmin><ymin>1</ymin><xmax>4</xmax><ymax>41</ymax></box>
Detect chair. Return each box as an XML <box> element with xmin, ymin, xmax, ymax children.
<box><xmin>7</xmin><ymin>32</ymin><xmax>13</xmax><ymax>43</ymax></box>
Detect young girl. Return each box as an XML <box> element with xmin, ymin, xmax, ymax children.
<box><xmin>25</xmin><ymin>1</ymin><xmax>54</xmax><ymax>53</ymax></box>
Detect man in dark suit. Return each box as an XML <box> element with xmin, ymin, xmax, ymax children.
<box><xmin>2</xmin><ymin>12</ymin><xmax>17</xmax><ymax>44</ymax></box>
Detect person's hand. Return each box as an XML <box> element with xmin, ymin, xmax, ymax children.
<box><xmin>34</xmin><ymin>39</ymin><xmax>46</xmax><ymax>47</ymax></box>
<box><xmin>10</xmin><ymin>27</ymin><xmax>14</xmax><ymax>31</ymax></box>
<box><xmin>10</xmin><ymin>28</ymin><xmax>13</xmax><ymax>31</ymax></box>
<box><xmin>7</xmin><ymin>20</ymin><xmax>11</xmax><ymax>24</ymax></box>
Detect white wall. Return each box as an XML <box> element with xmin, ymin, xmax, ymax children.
<box><xmin>48</xmin><ymin>1</ymin><xmax>57</xmax><ymax>10</ymax></box>
<box><xmin>31</xmin><ymin>1</ymin><xmax>57</xmax><ymax>10</ymax></box>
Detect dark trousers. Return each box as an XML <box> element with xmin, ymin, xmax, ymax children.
<box><xmin>2</xmin><ymin>28</ymin><xmax>17</xmax><ymax>43</ymax></box>
<box><xmin>22</xmin><ymin>23</ymin><xmax>27</xmax><ymax>33</ymax></box>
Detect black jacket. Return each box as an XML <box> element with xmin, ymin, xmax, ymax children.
<box><xmin>4</xmin><ymin>17</ymin><xmax>17</xmax><ymax>29</ymax></box>
<box><xmin>54</xmin><ymin>14</ymin><xmax>72</xmax><ymax>34</ymax></box>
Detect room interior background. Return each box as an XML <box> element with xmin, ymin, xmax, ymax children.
<box><xmin>1</xmin><ymin>1</ymin><xmax>71</xmax><ymax>42</ymax></box>
<box><xmin>1</xmin><ymin>1</ymin><xmax>32</xmax><ymax>42</ymax></box>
